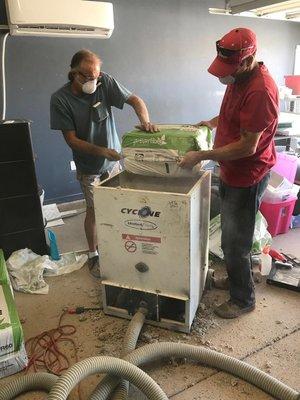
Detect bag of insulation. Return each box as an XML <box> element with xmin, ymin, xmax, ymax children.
<box><xmin>122</xmin><ymin>124</ymin><xmax>212</xmax><ymax>177</ymax></box>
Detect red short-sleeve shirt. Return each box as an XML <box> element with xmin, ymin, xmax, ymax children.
<box><xmin>214</xmin><ymin>63</ymin><xmax>279</xmax><ymax>187</ymax></box>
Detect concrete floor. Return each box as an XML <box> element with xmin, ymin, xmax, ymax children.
<box><xmin>1</xmin><ymin>200</ymin><xmax>299</xmax><ymax>399</ymax></box>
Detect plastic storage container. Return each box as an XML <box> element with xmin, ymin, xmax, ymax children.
<box><xmin>272</xmin><ymin>152</ymin><xmax>298</xmax><ymax>183</ymax></box>
<box><xmin>260</xmin><ymin>197</ymin><xmax>297</xmax><ymax>237</ymax></box>
<box><xmin>284</xmin><ymin>75</ymin><xmax>300</xmax><ymax>95</ymax></box>
<box><xmin>262</xmin><ymin>171</ymin><xmax>298</xmax><ymax>203</ymax></box>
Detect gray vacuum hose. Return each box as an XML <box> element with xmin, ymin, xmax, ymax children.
<box><xmin>46</xmin><ymin>356</ymin><xmax>168</xmax><ymax>400</ymax></box>
<box><xmin>0</xmin><ymin>344</ymin><xmax>299</xmax><ymax>400</ymax></box>
<box><xmin>110</xmin><ymin>307</ymin><xmax>147</xmax><ymax>400</ymax></box>
<box><xmin>90</xmin><ymin>342</ymin><xmax>300</xmax><ymax>400</ymax></box>
<box><xmin>121</xmin><ymin>308</ymin><xmax>148</xmax><ymax>357</ymax></box>
<box><xmin>0</xmin><ymin>372</ymin><xmax>58</xmax><ymax>400</ymax></box>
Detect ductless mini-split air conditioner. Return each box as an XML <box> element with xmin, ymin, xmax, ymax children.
<box><xmin>5</xmin><ymin>0</ymin><xmax>114</xmax><ymax>38</ymax></box>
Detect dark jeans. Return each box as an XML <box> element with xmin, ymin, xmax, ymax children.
<box><xmin>219</xmin><ymin>173</ymin><xmax>270</xmax><ymax>307</ymax></box>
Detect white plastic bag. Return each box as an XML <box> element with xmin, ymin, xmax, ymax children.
<box><xmin>209</xmin><ymin>212</ymin><xmax>272</xmax><ymax>259</ymax></box>
<box><xmin>6</xmin><ymin>249</ymin><xmax>88</xmax><ymax>294</ymax></box>
<box><xmin>252</xmin><ymin>212</ymin><xmax>272</xmax><ymax>254</ymax></box>
<box><xmin>43</xmin><ymin>252</ymin><xmax>88</xmax><ymax>276</ymax></box>
<box><xmin>7</xmin><ymin>249</ymin><xmax>50</xmax><ymax>294</ymax></box>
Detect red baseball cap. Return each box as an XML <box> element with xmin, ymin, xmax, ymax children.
<box><xmin>208</xmin><ymin>28</ymin><xmax>257</xmax><ymax>78</ymax></box>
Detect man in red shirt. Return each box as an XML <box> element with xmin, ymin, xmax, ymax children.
<box><xmin>180</xmin><ymin>28</ymin><xmax>279</xmax><ymax>318</ymax></box>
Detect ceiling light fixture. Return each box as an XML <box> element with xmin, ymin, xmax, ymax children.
<box><xmin>209</xmin><ymin>0</ymin><xmax>300</xmax><ymax>22</ymax></box>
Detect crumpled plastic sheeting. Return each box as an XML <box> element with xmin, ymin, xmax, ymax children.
<box><xmin>6</xmin><ymin>249</ymin><xmax>87</xmax><ymax>295</ymax></box>
<box><xmin>123</xmin><ymin>158</ymin><xmax>206</xmax><ymax>177</ymax></box>
<box><xmin>44</xmin><ymin>252</ymin><xmax>88</xmax><ymax>277</ymax></box>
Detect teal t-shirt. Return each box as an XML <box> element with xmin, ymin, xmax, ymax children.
<box><xmin>50</xmin><ymin>72</ymin><xmax>132</xmax><ymax>174</ymax></box>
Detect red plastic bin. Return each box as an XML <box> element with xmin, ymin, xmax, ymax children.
<box><xmin>260</xmin><ymin>197</ymin><xmax>297</xmax><ymax>237</ymax></box>
<box><xmin>284</xmin><ymin>75</ymin><xmax>300</xmax><ymax>95</ymax></box>
<box><xmin>272</xmin><ymin>152</ymin><xmax>298</xmax><ymax>183</ymax></box>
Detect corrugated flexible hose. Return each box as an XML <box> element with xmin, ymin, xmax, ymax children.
<box><xmin>46</xmin><ymin>356</ymin><xmax>168</xmax><ymax>400</ymax></box>
<box><xmin>90</xmin><ymin>342</ymin><xmax>300</xmax><ymax>400</ymax></box>
<box><xmin>0</xmin><ymin>372</ymin><xmax>58</xmax><ymax>400</ymax></box>
<box><xmin>0</xmin><ymin>357</ymin><xmax>167</xmax><ymax>400</ymax></box>
<box><xmin>109</xmin><ymin>307</ymin><xmax>147</xmax><ymax>400</ymax></box>
<box><xmin>0</xmin><ymin>320</ymin><xmax>299</xmax><ymax>400</ymax></box>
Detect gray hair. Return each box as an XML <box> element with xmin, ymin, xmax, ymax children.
<box><xmin>68</xmin><ymin>49</ymin><xmax>101</xmax><ymax>81</ymax></box>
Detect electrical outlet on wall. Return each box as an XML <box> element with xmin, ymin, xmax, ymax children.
<box><xmin>70</xmin><ymin>161</ymin><xmax>76</xmax><ymax>171</ymax></box>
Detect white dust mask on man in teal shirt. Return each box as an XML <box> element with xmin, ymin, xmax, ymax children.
<box><xmin>81</xmin><ymin>79</ymin><xmax>98</xmax><ymax>94</ymax></box>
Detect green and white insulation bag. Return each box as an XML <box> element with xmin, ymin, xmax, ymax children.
<box><xmin>0</xmin><ymin>284</ymin><xmax>23</xmax><ymax>358</ymax></box>
<box><xmin>0</xmin><ymin>249</ymin><xmax>10</xmax><ymax>286</ymax></box>
<box><xmin>0</xmin><ymin>250</ymin><xmax>28</xmax><ymax>377</ymax></box>
<box><xmin>0</xmin><ymin>283</ymin><xmax>28</xmax><ymax>378</ymax></box>
<box><xmin>122</xmin><ymin>125</ymin><xmax>212</xmax><ymax>177</ymax></box>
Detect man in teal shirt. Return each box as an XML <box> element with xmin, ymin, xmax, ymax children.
<box><xmin>50</xmin><ymin>49</ymin><xmax>157</xmax><ymax>277</ymax></box>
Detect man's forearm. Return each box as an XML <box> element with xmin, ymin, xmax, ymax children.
<box><xmin>65</xmin><ymin>135</ymin><xmax>120</xmax><ymax>161</ymax></box>
<box><xmin>63</xmin><ymin>132</ymin><xmax>106</xmax><ymax>157</ymax></box>
<box><xmin>127</xmin><ymin>95</ymin><xmax>150</xmax><ymax>125</ymax></box>
<box><xmin>196</xmin><ymin>116</ymin><xmax>219</xmax><ymax>130</ymax></box>
<box><xmin>198</xmin><ymin>140</ymin><xmax>254</xmax><ymax>162</ymax></box>
<box><xmin>210</xmin><ymin>116</ymin><xmax>219</xmax><ymax>128</ymax></box>
<box><xmin>71</xmin><ymin>138</ymin><xmax>104</xmax><ymax>156</ymax></box>
<box><xmin>180</xmin><ymin>127</ymin><xmax>262</xmax><ymax>169</ymax></box>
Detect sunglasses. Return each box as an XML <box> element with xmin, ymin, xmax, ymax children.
<box><xmin>216</xmin><ymin>41</ymin><xmax>241</xmax><ymax>58</ymax></box>
<box><xmin>216</xmin><ymin>41</ymin><xmax>255</xmax><ymax>59</ymax></box>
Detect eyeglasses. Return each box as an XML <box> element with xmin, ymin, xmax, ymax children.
<box><xmin>77</xmin><ymin>70</ymin><xmax>101</xmax><ymax>83</ymax></box>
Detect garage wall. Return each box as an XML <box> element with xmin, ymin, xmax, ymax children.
<box><xmin>1</xmin><ymin>0</ymin><xmax>300</xmax><ymax>203</ymax></box>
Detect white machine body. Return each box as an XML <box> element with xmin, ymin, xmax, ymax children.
<box><xmin>94</xmin><ymin>171</ymin><xmax>211</xmax><ymax>332</ymax></box>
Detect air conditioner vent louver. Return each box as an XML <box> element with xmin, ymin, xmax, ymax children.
<box><xmin>15</xmin><ymin>25</ymin><xmax>110</xmax><ymax>34</ymax></box>
<box><xmin>20</xmin><ymin>25</ymin><xmax>95</xmax><ymax>32</ymax></box>
<box><xmin>5</xmin><ymin>0</ymin><xmax>114</xmax><ymax>38</ymax></box>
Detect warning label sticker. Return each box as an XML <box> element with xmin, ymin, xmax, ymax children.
<box><xmin>122</xmin><ymin>234</ymin><xmax>161</xmax><ymax>243</ymax></box>
<box><xmin>122</xmin><ymin>233</ymin><xmax>161</xmax><ymax>255</ymax></box>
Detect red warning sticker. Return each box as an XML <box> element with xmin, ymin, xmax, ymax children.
<box><xmin>122</xmin><ymin>234</ymin><xmax>161</xmax><ymax>243</ymax></box>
